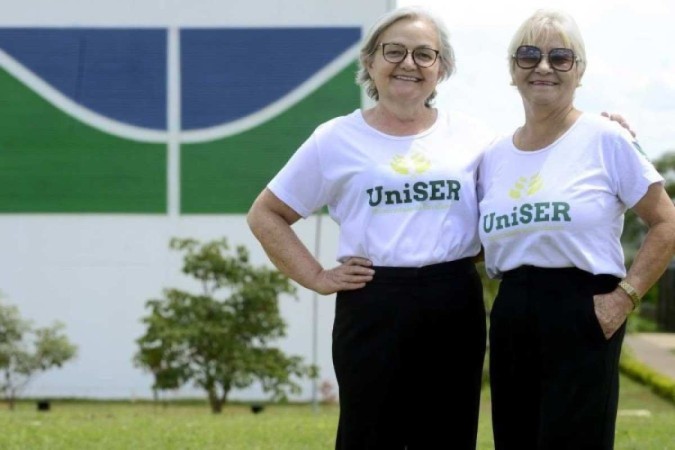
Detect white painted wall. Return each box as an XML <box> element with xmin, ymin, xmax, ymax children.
<box><xmin>1</xmin><ymin>215</ymin><xmax>341</xmax><ymax>400</ymax></box>
<box><xmin>0</xmin><ymin>0</ymin><xmax>390</xmax><ymax>400</ymax></box>
<box><xmin>0</xmin><ymin>0</ymin><xmax>390</xmax><ymax>26</ymax></box>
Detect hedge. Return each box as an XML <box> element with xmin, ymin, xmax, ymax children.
<box><xmin>620</xmin><ymin>350</ymin><xmax>675</xmax><ymax>404</ymax></box>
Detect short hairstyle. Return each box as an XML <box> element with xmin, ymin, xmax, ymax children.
<box><xmin>356</xmin><ymin>6</ymin><xmax>455</xmax><ymax>107</ymax></box>
<box><xmin>507</xmin><ymin>9</ymin><xmax>587</xmax><ymax>79</ymax></box>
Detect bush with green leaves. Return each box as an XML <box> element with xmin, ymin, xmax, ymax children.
<box><xmin>135</xmin><ymin>238</ymin><xmax>315</xmax><ymax>413</ymax></box>
<box><xmin>0</xmin><ymin>299</ymin><xmax>77</xmax><ymax>409</ymax></box>
<box><xmin>620</xmin><ymin>350</ymin><xmax>675</xmax><ymax>404</ymax></box>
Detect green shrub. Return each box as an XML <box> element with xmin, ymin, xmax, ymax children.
<box><xmin>619</xmin><ymin>351</ymin><xmax>675</xmax><ymax>404</ymax></box>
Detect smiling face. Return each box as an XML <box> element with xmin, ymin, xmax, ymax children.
<box><xmin>511</xmin><ymin>33</ymin><xmax>582</xmax><ymax>110</ymax></box>
<box><xmin>367</xmin><ymin>18</ymin><xmax>443</xmax><ymax>108</ymax></box>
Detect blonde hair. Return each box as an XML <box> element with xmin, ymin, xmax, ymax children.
<box><xmin>508</xmin><ymin>9</ymin><xmax>587</xmax><ymax>78</ymax></box>
<box><xmin>356</xmin><ymin>6</ymin><xmax>455</xmax><ymax>107</ymax></box>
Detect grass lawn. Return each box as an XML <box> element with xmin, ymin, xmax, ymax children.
<box><xmin>614</xmin><ymin>375</ymin><xmax>675</xmax><ymax>449</ymax></box>
<box><xmin>1</xmin><ymin>375</ymin><xmax>672</xmax><ymax>449</ymax></box>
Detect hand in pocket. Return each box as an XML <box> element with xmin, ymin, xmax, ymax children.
<box><xmin>592</xmin><ymin>290</ymin><xmax>633</xmax><ymax>339</ymax></box>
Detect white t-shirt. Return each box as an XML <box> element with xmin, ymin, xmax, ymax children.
<box><xmin>269</xmin><ymin>109</ymin><xmax>493</xmax><ymax>267</ymax></box>
<box><xmin>478</xmin><ymin>113</ymin><xmax>664</xmax><ymax>279</ymax></box>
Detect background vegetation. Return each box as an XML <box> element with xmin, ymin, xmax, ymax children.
<box><xmin>0</xmin><ymin>375</ymin><xmax>672</xmax><ymax>450</ymax></box>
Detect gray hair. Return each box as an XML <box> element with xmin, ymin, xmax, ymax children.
<box><xmin>508</xmin><ymin>9</ymin><xmax>587</xmax><ymax>79</ymax></box>
<box><xmin>356</xmin><ymin>6</ymin><xmax>455</xmax><ymax>107</ymax></box>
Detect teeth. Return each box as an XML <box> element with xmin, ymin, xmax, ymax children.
<box><xmin>395</xmin><ymin>76</ymin><xmax>418</xmax><ymax>81</ymax></box>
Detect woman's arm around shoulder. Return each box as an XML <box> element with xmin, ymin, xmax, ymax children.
<box><xmin>247</xmin><ymin>188</ymin><xmax>374</xmax><ymax>295</ymax></box>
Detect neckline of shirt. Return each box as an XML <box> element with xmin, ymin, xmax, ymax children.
<box><xmin>509</xmin><ymin>112</ymin><xmax>586</xmax><ymax>155</ymax></box>
<box><xmin>355</xmin><ymin>108</ymin><xmax>445</xmax><ymax>140</ymax></box>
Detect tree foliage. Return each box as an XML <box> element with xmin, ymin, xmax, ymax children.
<box><xmin>0</xmin><ymin>299</ymin><xmax>77</xmax><ymax>409</ymax></box>
<box><xmin>135</xmin><ymin>238</ymin><xmax>313</xmax><ymax>413</ymax></box>
<box><xmin>653</xmin><ymin>151</ymin><xmax>675</xmax><ymax>198</ymax></box>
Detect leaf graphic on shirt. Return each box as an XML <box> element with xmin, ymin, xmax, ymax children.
<box><xmin>508</xmin><ymin>174</ymin><xmax>543</xmax><ymax>199</ymax></box>
<box><xmin>411</xmin><ymin>153</ymin><xmax>431</xmax><ymax>173</ymax></box>
<box><xmin>391</xmin><ymin>155</ymin><xmax>410</xmax><ymax>174</ymax></box>
<box><xmin>509</xmin><ymin>177</ymin><xmax>528</xmax><ymax>199</ymax></box>
<box><xmin>390</xmin><ymin>153</ymin><xmax>431</xmax><ymax>175</ymax></box>
<box><xmin>527</xmin><ymin>173</ymin><xmax>543</xmax><ymax>195</ymax></box>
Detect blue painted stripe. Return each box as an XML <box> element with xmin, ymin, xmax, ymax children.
<box><xmin>180</xmin><ymin>27</ymin><xmax>360</xmax><ymax>129</ymax></box>
<box><xmin>0</xmin><ymin>27</ymin><xmax>361</xmax><ymax>132</ymax></box>
<box><xmin>0</xmin><ymin>28</ymin><xmax>167</xmax><ymax>130</ymax></box>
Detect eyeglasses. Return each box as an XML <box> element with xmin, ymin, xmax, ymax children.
<box><xmin>513</xmin><ymin>45</ymin><xmax>578</xmax><ymax>72</ymax></box>
<box><xmin>378</xmin><ymin>43</ymin><xmax>440</xmax><ymax>68</ymax></box>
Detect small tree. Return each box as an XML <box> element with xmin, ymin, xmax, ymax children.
<box><xmin>0</xmin><ymin>299</ymin><xmax>77</xmax><ymax>409</ymax></box>
<box><xmin>135</xmin><ymin>237</ymin><xmax>314</xmax><ymax>413</ymax></box>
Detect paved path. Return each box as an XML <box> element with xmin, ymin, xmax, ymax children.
<box><xmin>623</xmin><ymin>332</ymin><xmax>675</xmax><ymax>380</ymax></box>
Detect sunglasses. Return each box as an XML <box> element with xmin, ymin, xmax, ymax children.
<box><xmin>513</xmin><ymin>45</ymin><xmax>578</xmax><ymax>72</ymax></box>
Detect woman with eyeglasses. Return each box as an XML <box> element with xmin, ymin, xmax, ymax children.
<box><xmin>478</xmin><ymin>9</ymin><xmax>675</xmax><ymax>449</ymax></box>
<box><xmin>248</xmin><ymin>6</ymin><xmax>491</xmax><ymax>449</ymax></box>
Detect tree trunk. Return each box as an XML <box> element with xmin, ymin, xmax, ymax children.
<box><xmin>206</xmin><ymin>386</ymin><xmax>230</xmax><ymax>414</ymax></box>
<box><xmin>207</xmin><ymin>388</ymin><xmax>222</xmax><ymax>414</ymax></box>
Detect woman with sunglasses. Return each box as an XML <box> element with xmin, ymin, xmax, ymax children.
<box><xmin>248</xmin><ymin>6</ymin><xmax>491</xmax><ymax>449</ymax></box>
<box><xmin>478</xmin><ymin>9</ymin><xmax>675</xmax><ymax>449</ymax></box>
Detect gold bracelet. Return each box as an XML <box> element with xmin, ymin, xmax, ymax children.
<box><xmin>618</xmin><ymin>280</ymin><xmax>642</xmax><ymax>311</ymax></box>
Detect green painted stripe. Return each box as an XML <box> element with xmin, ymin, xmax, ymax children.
<box><xmin>181</xmin><ymin>62</ymin><xmax>360</xmax><ymax>214</ymax></box>
<box><xmin>0</xmin><ymin>62</ymin><xmax>359</xmax><ymax>214</ymax></box>
<box><xmin>0</xmin><ymin>70</ymin><xmax>166</xmax><ymax>213</ymax></box>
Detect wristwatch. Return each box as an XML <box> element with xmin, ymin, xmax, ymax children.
<box><xmin>618</xmin><ymin>280</ymin><xmax>641</xmax><ymax>311</ymax></box>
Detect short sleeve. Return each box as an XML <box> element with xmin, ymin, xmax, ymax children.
<box><xmin>267</xmin><ymin>132</ymin><xmax>333</xmax><ymax>218</ymax></box>
<box><xmin>606</xmin><ymin>131</ymin><xmax>664</xmax><ymax>208</ymax></box>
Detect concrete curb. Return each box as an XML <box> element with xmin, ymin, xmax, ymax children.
<box><xmin>623</xmin><ymin>333</ymin><xmax>675</xmax><ymax>380</ymax></box>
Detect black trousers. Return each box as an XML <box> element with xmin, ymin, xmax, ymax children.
<box><xmin>332</xmin><ymin>258</ymin><xmax>486</xmax><ymax>450</ymax></box>
<box><xmin>490</xmin><ymin>266</ymin><xmax>625</xmax><ymax>450</ymax></box>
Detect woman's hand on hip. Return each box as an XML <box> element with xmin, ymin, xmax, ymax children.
<box><xmin>312</xmin><ymin>257</ymin><xmax>375</xmax><ymax>295</ymax></box>
<box><xmin>593</xmin><ymin>290</ymin><xmax>634</xmax><ymax>339</ymax></box>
